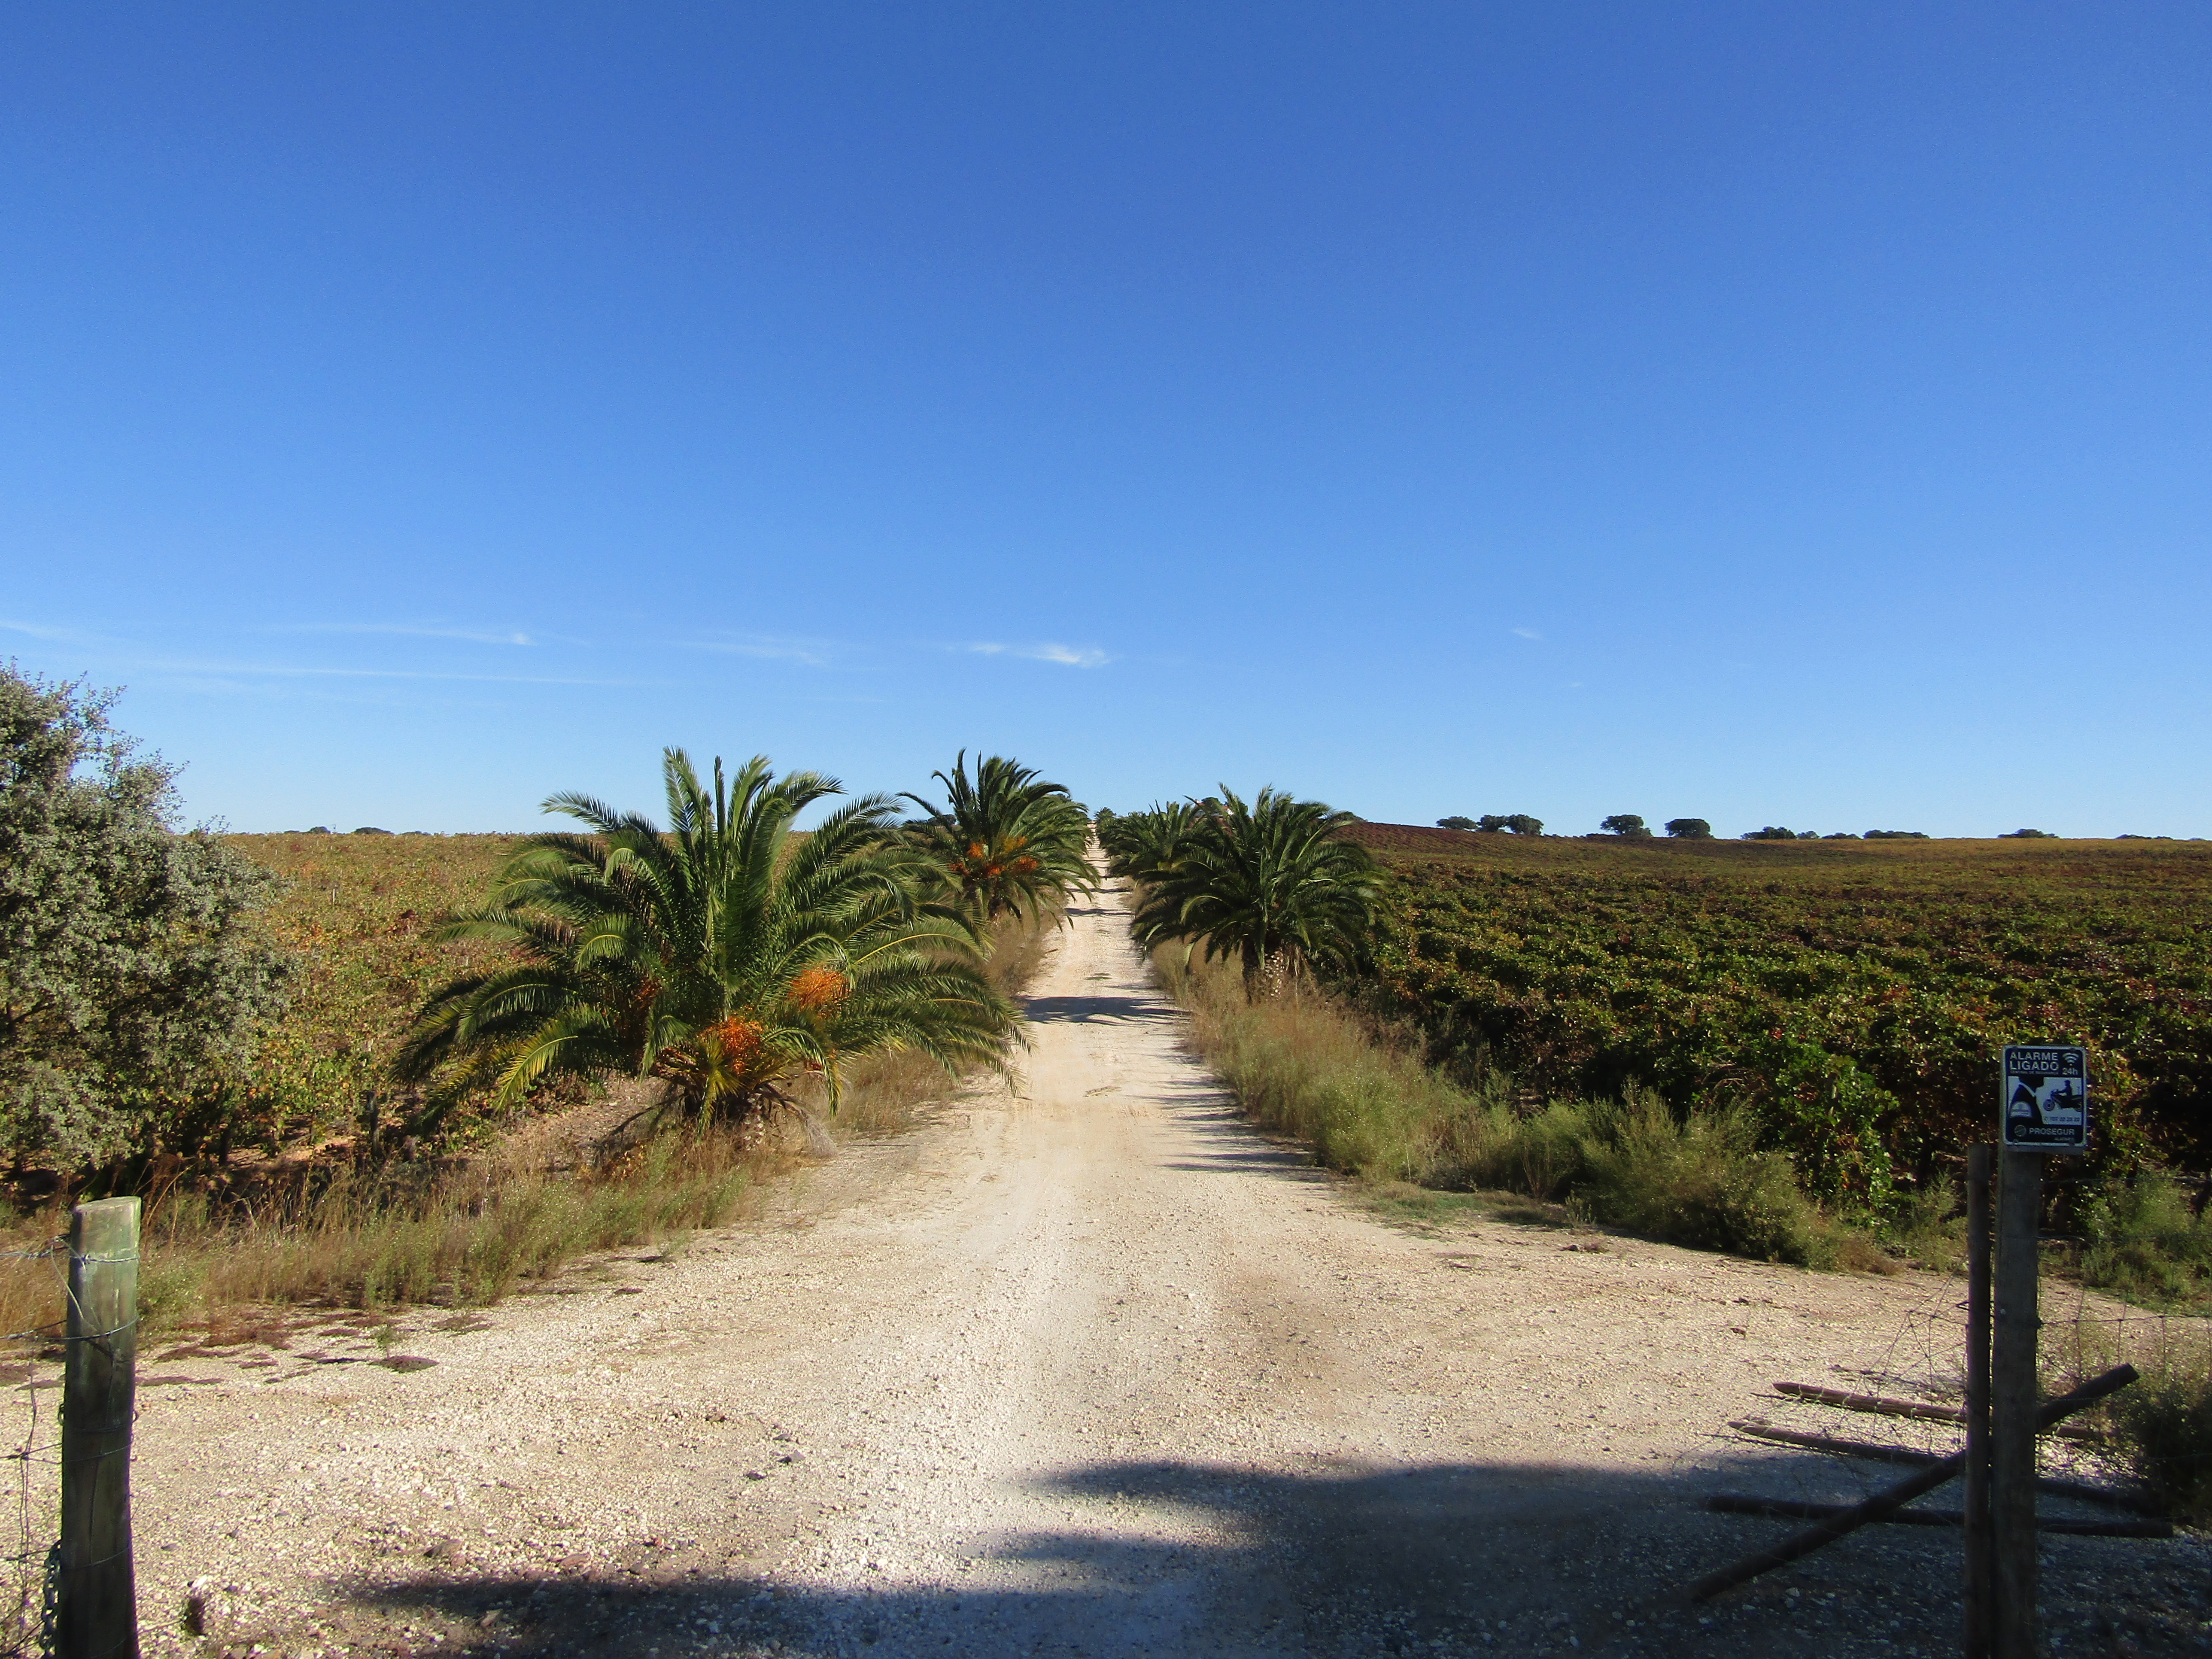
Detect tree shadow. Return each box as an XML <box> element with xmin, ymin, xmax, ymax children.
<box><xmin>1141</xmin><ymin>1079</ymin><xmax>1330</xmax><ymax>1179</ymax></box>
<box><xmin>325</xmin><ymin>1448</ymin><xmax>2206</xmax><ymax>1658</ymax></box>
<box><xmin>1019</xmin><ymin>994</ymin><xmax>1179</xmax><ymax>1025</ymax></box>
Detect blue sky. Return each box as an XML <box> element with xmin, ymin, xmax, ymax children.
<box><xmin>4</xmin><ymin>3</ymin><xmax>2208</xmax><ymax>836</ymax></box>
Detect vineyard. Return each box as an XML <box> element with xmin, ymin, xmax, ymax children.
<box><xmin>1344</xmin><ymin>826</ymin><xmax>2212</xmax><ymax>1207</ymax></box>
<box><xmin>209</xmin><ymin>832</ymin><xmax>521</xmax><ymax>1157</ymax></box>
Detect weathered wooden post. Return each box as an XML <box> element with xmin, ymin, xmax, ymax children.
<box><xmin>58</xmin><ymin>1197</ymin><xmax>140</xmax><ymax>1659</ymax></box>
<box><xmin>1990</xmin><ymin>1044</ymin><xmax>2088</xmax><ymax>1659</ymax></box>
<box><xmin>1963</xmin><ymin>1143</ymin><xmax>1993</xmax><ymax>1659</ymax></box>
<box><xmin>1990</xmin><ymin>1149</ymin><xmax>2042</xmax><ymax>1655</ymax></box>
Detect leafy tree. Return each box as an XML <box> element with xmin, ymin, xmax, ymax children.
<box><xmin>0</xmin><ymin>668</ymin><xmax>293</xmax><ymax>1169</ymax></box>
<box><xmin>1504</xmin><ymin>814</ymin><xmax>1544</xmax><ymax>836</ymax></box>
<box><xmin>1744</xmin><ymin>826</ymin><xmax>1800</xmax><ymax>841</ymax></box>
<box><xmin>2000</xmin><ymin>829</ymin><xmax>2056</xmax><ymax>839</ymax></box>
<box><xmin>900</xmin><ymin>752</ymin><xmax>1094</xmax><ymax>923</ymax></box>
<box><xmin>1864</xmin><ymin>830</ymin><xmax>1930</xmax><ymax>841</ymax></box>
<box><xmin>1437</xmin><ymin>816</ymin><xmax>1479</xmax><ymax>832</ymax></box>
<box><xmin>395</xmin><ymin>750</ymin><xmax>1016</xmax><ymax>1129</ymax></box>
<box><xmin>1600</xmin><ymin>814</ymin><xmax>1650</xmax><ymax>837</ymax></box>
<box><xmin>1123</xmin><ymin>787</ymin><xmax>1379</xmax><ymax>1001</ymax></box>
<box><xmin>1664</xmin><ymin>818</ymin><xmax>1712</xmax><ymax>839</ymax></box>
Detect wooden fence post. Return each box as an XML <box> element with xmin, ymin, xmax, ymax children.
<box><xmin>59</xmin><ymin>1197</ymin><xmax>140</xmax><ymax>1659</ymax></box>
<box><xmin>1963</xmin><ymin>1144</ymin><xmax>1993</xmax><ymax>1659</ymax></box>
<box><xmin>1990</xmin><ymin>1150</ymin><xmax>2042</xmax><ymax>1657</ymax></box>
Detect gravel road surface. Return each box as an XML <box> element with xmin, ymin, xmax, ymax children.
<box><xmin>87</xmin><ymin>881</ymin><xmax>2211</xmax><ymax>1658</ymax></box>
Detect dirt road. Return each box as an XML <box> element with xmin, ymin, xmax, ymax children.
<box><xmin>117</xmin><ymin>881</ymin><xmax>2208</xmax><ymax>1659</ymax></box>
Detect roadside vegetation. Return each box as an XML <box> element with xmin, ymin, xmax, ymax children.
<box><xmin>0</xmin><ymin>666</ymin><xmax>1078</xmax><ymax>1326</ymax></box>
<box><xmin>1107</xmin><ymin>787</ymin><xmax>1378</xmax><ymax>1001</ymax></box>
<box><xmin>2106</xmin><ymin>1342</ymin><xmax>2212</xmax><ymax>1526</ymax></box>
<box><xmin>1107</xmin><ymin>803</ymin><xmax>2212</xmax><ymax>1309</ymax></box>
<box><xmin>1152</xmin><ymin>948</ymin><xmax>1894</xmax><ymax>1271</ymax></box>
<box><xmin>394</xmin><ymin>749</ymin><xmax>1018</xmax><ymax>1136</ymax></box>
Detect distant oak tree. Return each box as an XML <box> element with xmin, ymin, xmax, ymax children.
<box><xmin>1664</xmin><ymin>818</ymin><xmax>1712</xmax><ymax>839</ymax></box>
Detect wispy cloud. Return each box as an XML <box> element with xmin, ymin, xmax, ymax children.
<box><xmin>965</xmin><ymin>642</ymin><xmax>1112</xmax><ymax>668</ymax></box>
<box><xmin>1511</xmin><ymin>627</ymin><xmax>1543</xmax><ymax>641</ymax></box>
<box><xmin>682</xmin><ymin>634</ymin><xmax>836</xmax><ymax>668</ymax></box>
<box><xmin>269</xmin><ymin>622</ymin><xmax>553</xmax><ymax>647</ymax></box>
<box><xmin>2</xmin><ymin>618</ymin><xmax>115</xmax><ymax>645</ymax></box>
<box><xmin>145</xmin><ymin>657</ymin><xmax>648</xmax><ymax>689</ymax></box>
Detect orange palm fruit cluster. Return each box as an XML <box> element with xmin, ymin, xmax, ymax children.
<box><xmin>787</xmin><ymin>966</ymin><xmax>849</xmax><ymax>1015</ymax></box>
<box><xmin>705</xmin><ymin>1015</ymin><xmax>766</xmax><ymax>1071</ymax></box>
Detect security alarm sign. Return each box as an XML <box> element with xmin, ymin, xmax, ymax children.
<box><xmin>2000</xmin><ymin>1045</ymin><xmax>2089</xmax><ymax>1153</ymax></box>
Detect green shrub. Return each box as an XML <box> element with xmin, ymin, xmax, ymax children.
<box><xmin>2108</xmin><ymin>1348</ymin><xmax>2212</xmax><ymax>1526</ymax></box>
<box><xmin>1164</xmin><ymin>953</ymin><xmax>1832</xmax><ymax>1267</ymax></box>
<box><xmin>1883</xmin><ymin>1176</ymin><xmax>1966</xmax><ymax>1272</ymax></box>
<box><xmin>2078</xmin><ymin>1178</ymin><xmax>2212</xmax><ymax>1306</ymax></box>
<box><xmin>1569</xmin><ymin>1094</ymin><xmax>1819</xmax><ymax>1264</ymax></box>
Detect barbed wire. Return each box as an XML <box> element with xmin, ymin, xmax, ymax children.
<box><xmin>1670</xmin><ymin>1263</ymin><xmax>2209</xmax><ymax>1580</ymax></box>
<box><xmin>0</xmin><ymin>1242</ymin><xmax>68</xmax><ymax>1659</ymax></box>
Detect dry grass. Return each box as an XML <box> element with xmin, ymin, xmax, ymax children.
<box><xmin>1155</xmin><ymin>949</ymin><xmax>1900</xmax><ymax>1270</ymax></box>
<box><xmin>0</xmin><ymin>1129</ymin><xmax>761</xmax><ymax>1337</ymax></box>
<box><xmin>0</xmin><ymin>897</ymin><xmax>1069</xmax><ymax>1334</ymax></box>
<box><xmin>818</xmin><ymin>907</ymin><xmax>1061</xmax><ymax>1140</ymax></box>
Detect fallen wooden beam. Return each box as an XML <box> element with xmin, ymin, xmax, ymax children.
<box><xmin>1705</xmin><ymin>1495</ymin><xmax>2171</xmax><ymax>1539</ymax></box>
<box><xmin>1690</xmin><ymin>1364</ymin><xmax>2138</xmax><ymax>1603</ymax></box>
<box><xmin>1730</xmin><ymin>1420</ymin><xmax>1938</xmax><ymax>1465</ymax></box>
<box><xmin>1727</xmin><ymin>1420</ymin><xmax>2162</xmax><ymax>1515</ymax></box>
<box><xmin>1772</xmin><ymin>1381</ymin><xmax>1964</xmax><ymax>1424</ymax></box>
<box><xmin>1772</xmin><ymin>1380</ymin><xmax>2097</xmax><ymax>1442</ymax></box>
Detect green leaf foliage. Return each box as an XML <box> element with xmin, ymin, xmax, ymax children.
<box><xmin>1111</xmin><ymin>787</ymin><xmax>1379</xmax><ymax>1000</ymax></box>
<box><xmin>395</xmin><ymin>750</ymin><xmax>1018</xmax><ymax>1125</ymax></box>
<box><xmin>0</xmin><ymin>667</ymin><xmax>294</xmax><ymax>1168</ymax></box>
<box><xmin>901</xmin><ymin>752</ymin><xmax>1095</xmax><ymax>923</ymax></box>
<box><xmin>1346</xmin><ymin>831</ymin><xmax>2212</xmax><ymax>1204</ymax></box>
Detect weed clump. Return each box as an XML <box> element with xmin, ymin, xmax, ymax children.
<box><xmin>2078</xmin><ymin>1178</ymin><xmax>2212</xmax><ymax>1306</ymax></box>
<box><xmin>2107</xmin><ymin>1346</ymin><xmax>2212</xmax><ymax>1526</ymax></box>
<box><xmin>1160</xmin><ymin>952</ymin><xmax>1854</xmax><ymax>1267</ymax></box>
<box><xmin>1566</xmin><ymin>1097</ymin><xmax>1820</xmax><ymax>1265</ymax></box>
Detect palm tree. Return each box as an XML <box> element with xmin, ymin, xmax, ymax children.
<box><xmin>901</xmin><ymin>752</ymin><xmax>1096</xmax><ymax>924</ymax></box>
<box><xmin>1126</xmin><ymin>786</ymin><xmax>1379</xmax><ymax>1000</ymax></box>
<box><xmin>1097</xmin><ymin>800</ymin><xmax>1206</xmax><ymax>884</ymax></box>
<box><xmin>392</xmin><ymin>750</ymin><xmax>1016</xmax><ymax>1131</ymax></box>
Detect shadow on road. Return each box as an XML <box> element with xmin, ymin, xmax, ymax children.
<box><xmin>330</xmin><ymin>1450</ymin><xmax>2204</xmax><ymax>1659</ymax></box>
<box><xmin>1115</xmin><ymin>1070</ymin><xmax>1330</xmax><ymax>1180</ymax></box>
<box><xmin>1019</xmin><ymin>993</ymin><xmax>1179</xmax><ymax>1025</ymax></box>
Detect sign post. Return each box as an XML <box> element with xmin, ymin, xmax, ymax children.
<box><xmin>1988</xmin><ymin>1045</ymin><xmax>2088</xmax><ymax>1658</ymax></box>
